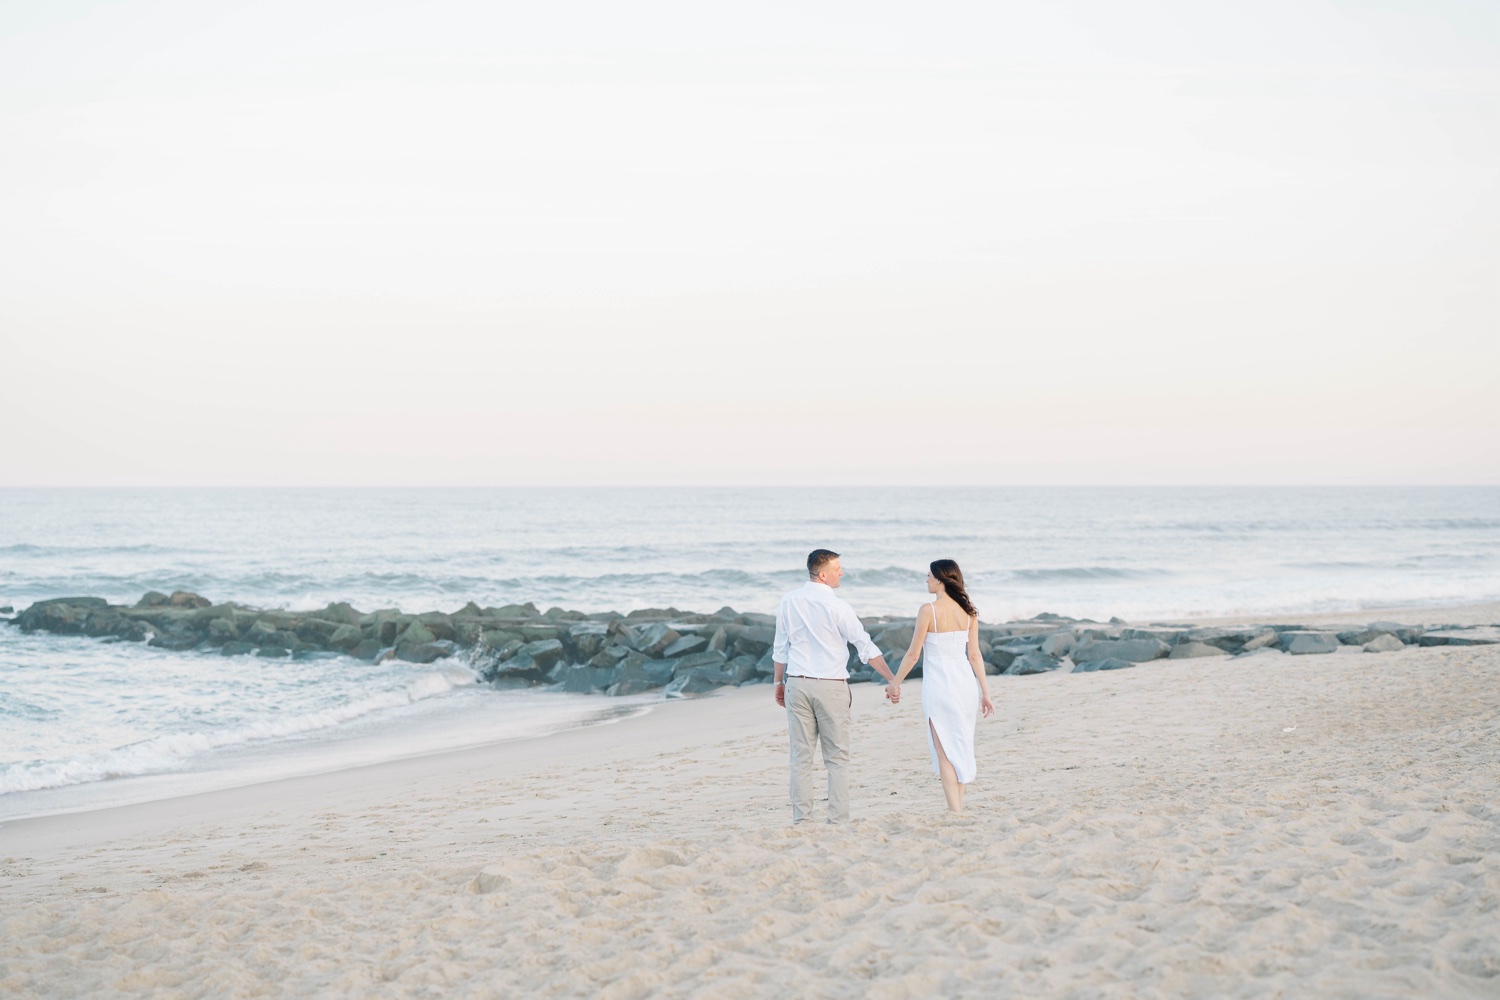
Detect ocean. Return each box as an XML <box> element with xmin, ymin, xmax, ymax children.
<box><xmin>3</xmin><ymin>486</ymin><xmax>1497</xmax><ymax>820</ymax></box>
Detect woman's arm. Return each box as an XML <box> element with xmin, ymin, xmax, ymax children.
<box><xmin>968</xmin><ymin>617</ymin><xmax>995</xmax><ymax>718</ymax></box>
<box><xmin>893</xmin><ymin>605</ymin><xmax>931</xmax><ymax>685</ymax></box>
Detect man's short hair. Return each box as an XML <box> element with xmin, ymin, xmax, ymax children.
<box><xmin>807</xmin><ymin>549</ymin><xmax>840</xmax><ymax>578</ymax></box>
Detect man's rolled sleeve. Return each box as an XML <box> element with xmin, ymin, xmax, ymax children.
<box><xmin>840</xmin><ymin>605</ymin><xmax>883</xmax><ymax>664</ymax></box>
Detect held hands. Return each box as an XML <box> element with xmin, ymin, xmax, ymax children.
<box><xmin>885</xmin><ymin>680</ymin><xmax>901</xmax><ymax>704</ymax></box>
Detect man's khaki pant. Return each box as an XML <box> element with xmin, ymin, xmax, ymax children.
<box><xmin>785</xmin><ymin>676</ymin><xmax>852</xmax><ymax>824</ymax></box>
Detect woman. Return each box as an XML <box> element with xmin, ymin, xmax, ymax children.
<box><xmin>891</xmin><ymin>559</ymin><xmax>995</xmax><ymax>813</ymax></box>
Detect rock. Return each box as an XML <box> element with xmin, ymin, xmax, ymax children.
<box><xmin>1030</xmin><ymin>612</ymin><xmax>1074</xmax><ymax>623</ymax></box>
<box><xmin>416</xmin><ymin>612</ymin><xmax>456</xmax><ymax>641</ymax></box>
<box><xmin>396</xmin><ymin>622</ymin><xmax>437</xmax><ymax>648</ymax></box>
<box><xmin>725</xmin><ymin>654</ymin><xmax>760</xmax><ymax>685</ymax></box>
<box><xmin>1363</xmin><ymin>634</ymin><xmax>1405</xmax><ymax>653</ymax></box>
<box><xmin>517</xmin><ymin>638</ymin><xmax>566</xmax><ymax>671</ymax></box>
<box><xmin>587</xmin><ymin>644</ymin><xmax>631</xmax><ymax>668</ymax></box>
<box><xmin>328</xmin><ymin>623</ymin><xmax>364</xmax><ymax>651</ymax></box>
<box><xmin>135</xmin><ymin>592</ymin><xmax>172</xmax><ymax>608</ymax></box>
<box><xmin>732</xmin><ymin>626</ymin><xmax>776</xmax><ymax>659</ymax></box>
<box><xmin>1178</xmin><ymin>628</ymin><xmax>1274</xmax><ymax>654</ymax></box>
<box><xmin>1121</xmin><ymin>628</ymin><xmax>1166</xmax><ymax>642</ymax></box>
<box><xmin>256</xmin><ymin>644</ymin><xmax>289</xmax><ymax>658</ymax></box>
<box><xmin>985</xmin><ymin>648</ymin><xmax>1017</xmax><ymax>674</ymax></box>
<box><xmin>874</xmin><ymin>624</ymin><xmax>915</xmax><ymax>660</ymax></box>
<box><xmin>1169</xmin><ymin>641</ymin><xmax>1230</xmax><ymax>659</ymax></box>
<box><xmin>1369</xmin><ymin>621</ymin><xmax>1423</xmax><ymax>644</ymax></box>
<box><xmin>244</xmin><ymin>620</ymin><xmax>281</xmax><ymax>646</ymax></box>
<box><xmin>1337</xmin><ymin>627</ymin><xmax>1392</xmax><ymax>646</ymax></box>
<box><xmin>1039</xmin><ymin>631</ymin><xmax>1074</xmax><ymax>657</ymax></box>
<box><xmin>1109</xmin><ymin>616</ymin><xmax>1126</xmax><ymax>624</ymax></box>
<box><xmin>349</xmin><ymin>639</ymin><xmax>385</xmax><ymax>661</ymax></box>
<box><xmin>318</xmin><ymin>602</ymin><xmax>363</xmax><ymax>626</ymax></box>
<box><xmin>14</xmin><ymin>598</ymin><xmax>109</xmax><ymax>635</ymax></box>
<box><xmin>481</xmin><ymin>629</ymin><xmax>524</xmax><ymax>649</ymax></box>
<box><xmin>671</xmin><ymin>650</ymin><xmax>729</xmax><ymax>677</ymax></box>
<box><xmin>169</xmin><ymin>591</ymin><xmax>211</xmax><ymax>609</ymax></box>
<box><xmin>295</xmin><ymin>618</ymin><xmax>341</xmax><ymax>645</ymax></box>
<box><xmin>1282</xmin><ymin>632</ymin><xmax>1340</xmax><ymax>655</ymax></box>
<box><xmin>605</xmin><ymin>678</ymin><xmax>650</xmax><ymax>696</ymax></box>
<box><xmin>1072</xmin><ymin>657</ymin><xmax>1135</xmax><ymax>673</ymax></box>
<box><xmin>1239</xmin><ymin>632</ymin><xmax>1280</xmax><ymax>652</ymax></box>
<box><xmin>565</xmin><ymin>623</ymin><xmax>609</xmax><ymax>661</ymax></box>
<box><xmin>397</xmin><ymin>640</ymin><xmax>457</xmax><ymax>664</ymax></box>
<box><xmin>207</xmin><ymin>618</ymin><xmax>239</xmax><ymax>643</ymax></box>
<box><xmin>1007</xmin><ymin>652</ymin><xmax>1061</xmax><ymax>675</ymax></box>
<box><xmin>1418</xmin><ymin>630</ymin><xmax>1500</xmax><ymax>647</ymax></box>
<box><xmin>149</xmin><ymin>629</ymin><xmax>200</xmax><ymax>651</ymax></box>
<box><xmin>665</xmin><ymin>666</ymin><xmax>735</xmax><ymax>696</ymax></box>
<box><xmin>623</xmin><ymin>622</ymin><xmax>680</xmax><ymax>658</ymax></box>
<box><xmin>707</xmin><ymin>627</ymin><xmax>728</xmax><ymax>653</ymax></box>
<box><xmin>491</xmin><ymin>652</ymin><xmax>541</xmax><ymax>679</ymax></box>
<box><xmin>368</xmin><ymin>616</ymin><xmax>406</xmax><ymax>646</ymax></box>
<box><xmin>1071</xmin><ymin>637</ymin><xmax>1170</xmax><ymax>663</ymax></box>
<box><xmin>662</xmin><ymin>634</ymin><xmax>708</xmax><ymax>659</ymax></box>
<box><xmin>616</xmin><ymin>657</ymin><xmax>675</xmax><ymax>689</ymax></box>
<box><xmin>451</xmin><ymin>619</ymin><xmax>486</xmax><ymax>645</ymax></box>
<box><xmin>221</xmin><ymin>641</ymin><xmax>256</xmax><ymax>656</ymax></box>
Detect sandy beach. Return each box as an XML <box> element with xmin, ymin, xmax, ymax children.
<box><xmin>3</xmin><ymin>606</ymin><xmax>1498</xmax><ymax>998</ymax></box>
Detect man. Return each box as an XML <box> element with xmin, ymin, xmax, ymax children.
<box><xmin>773</xmin><ymin>548</ymin><xmax>898</xmax><ymax>824</ymax></box>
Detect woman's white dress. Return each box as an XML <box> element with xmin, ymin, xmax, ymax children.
<box><xmin>921</xmin><ymin>620</ymin><xmax>980</xmax><ymax>784</ymax></box>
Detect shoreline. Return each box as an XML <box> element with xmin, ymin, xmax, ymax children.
<box><xmin>3</xmin><ymin>598</ymin><xmax>1496</xmax><ymax>831</ymax></box>
<box><xmin>0</xmin><ymin>686</ymin><xmax>752</xmax><ymax>858</ymax></box>
<box><xmin>3</xmin><ymin>598</ymin><xmax>1496</xmax><ymax>825</ymax></box>
<box><xmin>3</xmin><ymin>639</ymin><xmax>1496</xmax><ymax>995</ymax></box>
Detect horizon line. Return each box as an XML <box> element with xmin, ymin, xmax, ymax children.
<box><xmin>2</xmin><ymin>483</ymin><xmax>1497</xmax><ymax>491</ymax></box>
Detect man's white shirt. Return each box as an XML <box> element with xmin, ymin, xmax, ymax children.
<box><xmin>773</xmin><ymin>581</ymin><xmax>883</xmax><ymax>679</ymax></box>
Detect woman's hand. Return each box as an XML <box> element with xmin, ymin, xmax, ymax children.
<box><xmin>886</xmin><ymin>681</ymin><xmax>901</xmax><ymax>704</ymax></box>
<box><xmin>980</xmin><ymin>694</ymin><xmax>995</xmax><ymax>718</ymax></box>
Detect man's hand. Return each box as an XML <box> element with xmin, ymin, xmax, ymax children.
<box><xmin>885</xmin><ymin>681</ymin><xmax>900</xmax><ymax>704</ymax></box>
<box><xmin>774</xmin><ymin>682</ymin><xmax>786</xmax><ymax>708</ymax></box>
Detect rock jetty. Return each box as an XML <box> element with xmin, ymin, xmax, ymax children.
<box><xmin>5</xmin><ymin>593</ymin><xmax>1495</xmax><ymax>698</ymax></box>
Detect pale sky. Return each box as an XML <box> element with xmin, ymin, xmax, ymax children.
<box><xmin>2</xmin><ymin>0</ymin><xmax>1496</xmax><ymax>486</ymax></box>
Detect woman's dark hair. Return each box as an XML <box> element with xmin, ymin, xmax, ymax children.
<box><xmin>930</xmin><ymin>559</ymin><xmax>978</xmax><ymax>619</ymax></box>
